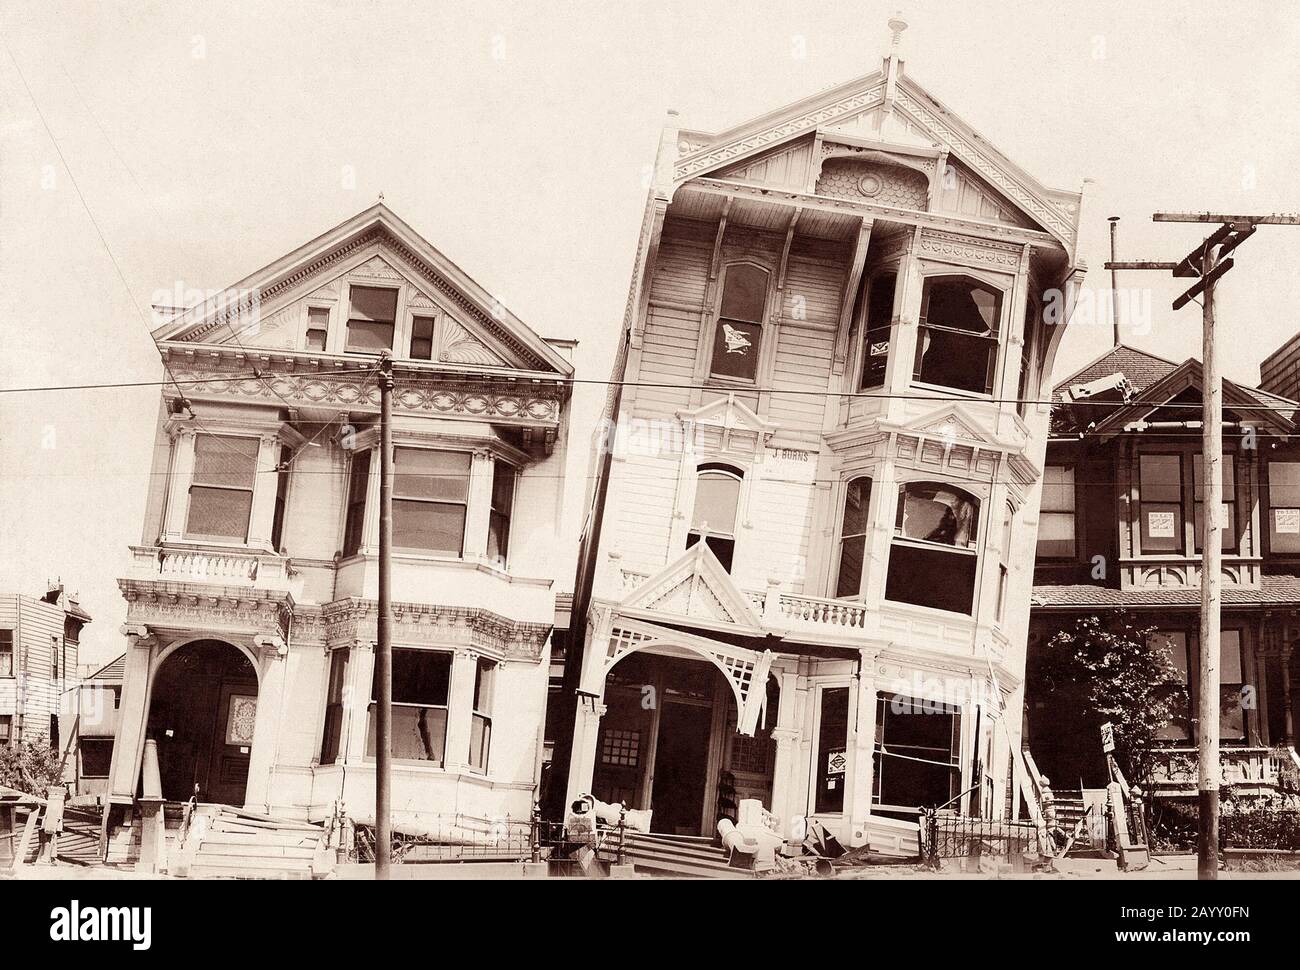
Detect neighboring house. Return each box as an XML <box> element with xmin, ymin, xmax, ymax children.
<box><xmin>104</xmin><ymin>203</ymin><xmax>574</xmax><ymax>836</ymax></box>
<box><xmin>546</xmin><ymin>39</ymin><xmax>1085</xmax><ymax>848</ymax></box>
<box><xmin>0</xmin><ymin>586</ymin><xmax>90</xmax><ymax>767</ymax></box>
<box><xmin>1027</xmin><ymin>344</ymin><xmax>1300</xmax><ymax>798</ymax></box>
<box><xmin>72</xmin><ymin>654</ymin><xmax>124</xmax><ymax>798</ymax></box>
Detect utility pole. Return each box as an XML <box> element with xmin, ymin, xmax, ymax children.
<box><xmin>1108</xmin><ymin>216</ymin><xmax>1121</xmax><ymax>347</ymax></box>
<box><xmin>1107</xmin><ymin>211</ymin><xmax>1299</xmax><ymax>879</ymax></box>
<box><xmin>375</xmin><ymin>352</ymin><xmax>394</xmax><ymax>879</ymax></box>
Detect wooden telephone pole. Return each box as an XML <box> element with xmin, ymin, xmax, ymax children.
<box><xmin>1108</xmin><ymin>211</ymin><xmax>1300</xmax><ymax>879</ymax></box>
<box><xmin>375</xmin><ymin>352</ymin><xmax>394</xmax><ymax>879</ymax></box>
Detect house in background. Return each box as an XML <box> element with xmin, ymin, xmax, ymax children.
<box><xmin>1027</xmin><ymin>344</ymin><xmax>1300</xmax><ymax>799</ymax></box>
<box><xmin>104</xmin><ymin>203</ymin><xmax>573</xmax><ymax>842</ymax></box>
<box><xmin>0</xmin><ymin>585</ymin><xmax>91</xmax><ymax>765</ymax></box>
<box><xmin>71</xmin><ymin>653</ymin><xmax>124</xmax><ymax>799</ymax></box>
<box><xmin>548</xmin><ymin>31</ymin><xmax>1085</xmax><ymax>849</ymax></box>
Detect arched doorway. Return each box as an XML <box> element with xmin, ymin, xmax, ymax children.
<box><xmin>590</xmin><ymin>650</ymin><xmax>778</xmax><ymax>836</ymax></box>
<box><xmin>145</xmin><ymin>640</ymin><xmax>259</xmax><ymax>804</ymax></box>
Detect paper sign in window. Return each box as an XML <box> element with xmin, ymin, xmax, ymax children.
<box><xmin>1147</xmin><ymin>510</ymin><xmax>1176</xmax><ymax>538</ymax></box>
<box><xmin>1276</xmin><ymin>508</ymin><xmax>1300</xmax><ymax>534</ymax></box>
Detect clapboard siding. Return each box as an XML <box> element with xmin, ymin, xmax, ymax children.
<box><xmin>609</xmin><ymin>452</ymin><xmax>681</xmax><ymax>572</ymax></box>
<box><xmin>736</xmin><ymin>479</ymin><xmax>818</xmax><ymax>593</ymax></box>
<box><xmin>0</xmin><ymin>594</ymin><xmax>73</xmax><ymax>741</ymax></box>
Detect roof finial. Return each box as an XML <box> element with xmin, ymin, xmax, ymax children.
<box><xmin>888</xmin><ymin>11</ymin><xmax>908</xmax><ymax>50</ymax></box>
<box><xmin>377</xmin><ymin>190</ymin><xmax>385</xmax><ymax>202</ymax></box>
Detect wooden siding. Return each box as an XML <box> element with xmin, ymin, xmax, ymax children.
<box><xmin>0</xmin><ymin>595</ymin><xmax>75</xmax><ymax>743</ymax></box>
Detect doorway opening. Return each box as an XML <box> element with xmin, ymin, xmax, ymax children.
<box><xmin>144</xmin><ymin>639</ymin><xmax>258</xmax><ymax>804</ymax></box>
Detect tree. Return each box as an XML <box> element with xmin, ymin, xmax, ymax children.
<box><xmin>1029</xmin><ymin>612</ymin><xmax>1188</xmax><ymax>788</ymax></box>
<box><xmin>0</xmin><ymin>735</ymin><xmax>65</xmax><ymax>798</ymax></box>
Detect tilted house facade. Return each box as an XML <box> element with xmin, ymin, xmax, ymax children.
<box><xmin>550</xmin><ymin>47</ymin><xmax>1086</xmax><ymax>848</ymax></box>
<box><xmin>106</xmin><ymin>204</ymin><xmax>573</xmax><ymax>837</ymax></box>
<box><xmin>1028</xmin><ymin>345</ymin><xmax>1300</xmax><ymax>798</ymax></box>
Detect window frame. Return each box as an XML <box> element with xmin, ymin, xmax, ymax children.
<box><xmin>1192</xmin><ymin>452</ymin><xmax>1239</xmax><ymax>555</ymax></box>
<box><xmin>79</xmin><ymin>737</ymin><xmax>114</xmax><ymax>778</ymax></box>
<box><xmin>833</xmin><ymin>476</ymin><xmax>873</xmax><ymax>599</ymax></box>
<box><xmin>487</xmin><ymin>460</ymin><xmax>517</xmax><ymax>568</ymax></box>
<box><xmin>885</xmin><ymin>480</ymin><xmax>982</xmax><ymax>616</ymax></box>
<box><xmin>1151</xmin><ymin>627</ymin><xmax>1248</xmax><ymax>745</ymax></box>
<box><xmin>0</xmin><ymin>629</ymin><xmax>12</xmax><ymax>678</ymax></box>
<box><xmin>707</xmin><ymin>261</ymin><xmax>771</xmax><ymax>386</ymax></box>
<box><xmin>183</xmin><ymin>432</ymin><xmax>261</xmax><ymax>545</ymax></box>
<box><xmin>391</xmin><ymin>446</ymin><xmax>472</xmax><ymax>557</ymax></box>
<box><xmin>469</xmin><ymin>657</ymin><xmax>495</xmax><ymax>773</ymax></box>
<box><xmin>1266</xmin><ymin>458</ymin><xmax>1300</xmax><ymax>554</ymax></box>
<box><xmin>858</xmin><ymin>270</ymin><xmax>897</xmax><ymax>391</ymax></box>
<box><xmin>365</xmin><ymin>647</ymin><xmax>452</xmax><ymax>766</ymax></box>
<box><xmin>685</xmin><ymin>462</ymin><xmax>745</xmax><ymax>572</ymax></box>
<box><xmin>911</xmin><ymin>273</ymin><xmax>1007</xmax><ymax>397</ymax></box>
<box><xmin>304</xmin><ymin>304</ymin><xmax>331</xmax><ymax>352</ymax></box>
<box><xmin>1136</xmin><ymin>451</ymin><xmax>1186</xmax><ymax>555</ymax></box>
<box><xmin>344</xmin><ymin>284</ymin><xmax>400</xmax><ymax>355</ymax></box>
<box><xmin>1036</xmin><ymin>463</ymin><xmax>1077</xmax><ymax>560</ymax></box>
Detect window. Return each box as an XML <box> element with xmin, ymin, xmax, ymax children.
<box><xmin>51</xmin><ymin>637</ymin><xmax>59</xmax><ymax>680</ymax></box>
<box><xmin>0</xmin><ymin>714</ymin><xmax>11</xmax><ymax>744</ymax></box>
<box><xmin>1268</xmin><ymin>461</ymin><xmax>1300</xmax><ymax>553</ymax></box>
<box><xmin>815</xmin><ymin>687</ymin><xmax>849</xmax><ymax>814</ymax></box>
<box><xmin>319</xmin><ymin>649</ymin><xmax>349</xmax><ymax>766</ymax></box>
<box><xmin>600</xmin><ymin>729</ymin><xmax>640</xmax><ymax>767</ymax></box>
<box><xmin>185</xmin><ymin>434</ymin><xmax>259</xmax><ymax>542</ymax></box>
<box><xmin>270</xmin><ymin>445</ymin><xmax>291</xmax><ymax>552</ymax></box>
<box><xmin>834</xmin><ymin>477</ymin><xmax>871</xmax><ymax>598</ymax></box>
<box><xmin>342</xmin><ymin>449</ymin><xmax>371</xmax><ymax>557</ymax></box>
<box><xmin>1152</xmin><ymin>629</ymin><xmax>1245</xmax><ymax>743</ymax></box>
<box><xmin>874</xmin><ymin>693</ymin><xmax>961</xmax><ymax>810</ymax></box>
<box><xmin>410</xmin><ymin>315</ymin><xmax>435</xmax><ymax>361</ymax></box>
<box><xmin>913</xmin><ymin>276</ymin><xmax>1003</xmax><ymax>394</ymax></box>
<box><xmin>1017</xmin><ymin>303</ymin><xmax>1034</xmax><ymax>417</ymax></box>
<box><xmin>487</xmin><ymin>461</ymin><xmax>515</xmax><ymax>565</ymax></box>
<box><xmin>885</xmin><ymin>483</ymin><xmax>980</xmax><ymax>614</ymax></box>
<box><xmin>0</xmin><ymin>630</ymin><xmax>11</xmax><ymax>677</ymax></box>
<box><xmin>80</xmin><ymin>738</ymin><xmax>113</xmax><ymax>778</ymax></box>
<box><xmin>1152</xmin><ymin>631</ymin><xmax>1191</xmax><ymax>741</ymax></box>
<box><xmin>49</xmin><ymin>715</ymin><xmax>58</xmax><ymax>752</ymax></box>
<box><xmin>997</xmin><ymin>504</ymin><xmax>1013</xmax><ymax>623</ymax></box>
<box><xmin>709</xmin><ymin>264</ymin><xmax>768</xmax><ymax>383</ymax></box>
<box><xmin>1037</xmin><ymin>465</ymin><xmax>1076</xmax><ymax>558</ymax></box>
<box><xmin>392</xmin><ymin>448</ymin><xmax>471</xmax><ymax>555</ymax></box>
<box><xmin>1193</xmin><ymin>454</ymin><xmax>1237</xmax><ymax>552</ymax></box>
<box><xmin>860</xmin><ymin>273</ymin><xmax>896</xmax><ymax>390</ymax></box>
<box><xmin>1219</xmin><ymin>630</ymin><xmax>1246</xmax><ymax>742</ymax></box>
<box><xmin>305</xmin><ymin>306</ymin><xmax>329</xmax><ymax>351</ymax></box>
<box><xmin>470</xmin><ymin>657</ymin><xmax>495</xmax><ymax>772</ymax></box>
<box><xmin>685</xmin><ymin>464</ymin><xmax>742</xmax><ymax>572</ymax></box>
<box><xmin>1138</xmin><ymin>453</ymin><xmax>1183</xmax><ymax>553</ymax></box>
<box><xmin>345</xmin><ymin>285</ymin><xmax>398</xmax><ymax>353</ymax></box>
<box><xmin>367</xmin><ymin>649</ymin><xmax>450</xmax><ymax>763</ymax></box>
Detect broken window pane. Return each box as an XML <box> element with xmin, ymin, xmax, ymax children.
<box><xmin>367</xmin><ymin>648</ymin><xmax>450</xmax><ymax>763</ymax></box>
<box><xmin>895</xmin><ymin>483</ymin><xmax>978</xmax><ymax>547</ymax></box>
<box><xmin>873</xmin><ymin>692</ymin><xmax>960</xmax><ymax>810</ymax></box>
<box><xmin>913</xmin><ymin>277</ymin><xmax>1002</xmax><ymax>394</ymax></box>
<box><xmin>860</xmin><ymin>273</ymin><xmax>896</xmax><ymax>390</ymax></box>
<box><xmin>888</xmin><ymin>483</ymin><xmax>980</xmax><ymax>614</ymax></box>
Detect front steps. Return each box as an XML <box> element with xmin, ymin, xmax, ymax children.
<box><xmin>179</xmin><ymin>806</ymin><xmax>330</xmax><ymax>880</ymax></box>
<box><xmin>595</xmin><ymin>829</ymin><xmax>754</xmax><ymax>879</ymax></box>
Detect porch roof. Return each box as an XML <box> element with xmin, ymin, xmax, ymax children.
<box><xmin>1031</xmin><ymin>574</ymin><xmax>1300</xmax><ymax>610</ymax></box>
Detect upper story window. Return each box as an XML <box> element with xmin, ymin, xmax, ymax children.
<box><xmin>1192</xmin><ymin>454</ymin><xmax>1236</xmax><ymax>553</ymax></box>
<box><xmin>686</xmin><ymin>463</ymin><xmax>743</xmax><ymax>572</ymax></box>
<box><xmin>470</xmin><ymin>657</ymin><xmax>495</xmax><ymax>772</ymax></box>
<box><xmin>997</xmin><ymin>503</ymin><xmax>1013</xmax><ymax>623</ymax></box>
<box><xmin>1017</xmin><ymin>302</ymin><xmax>1034</xmax><ymax>417</ymax></box>
<box><xmin>305</xmin><ymin>307</ymin><xmax>330</xmax><ymax>351</ymax></box>
<box><xmin>345</xmin><ymin>285</ymin><xmax>398</xmax><ymax>354</ymax></box>
<box><xmin>0</xmin><ymin>630</ymin><xmax>12</xmax><ymax>677</ymax></box>
<box><xmin>913</xmin><ymin>276</ymin><xmax>1003</xmax><ymax>395</ymax></box>
<box><xmin>709</xmin><ymin>264</ymin><xmax>768</xmax><ymax>383</ymax></box>
<box><xmin>1037</xmin><ymin>465</ymin><xmax>1076</xmax><ymax>559</ymax></box>
<box><xmin>487</xmin><ymin>462</ymin><xmax>516</xmax><ymax>566</ymax></box>
<box><xmin>185</xmin><ymin>434</ymin><xmax>259</xmax><ymax>543</ymax></box>
<box><xmin>1267</xmin><ymin>460</ymin><xmax>1300</xmax><ymax>552</ymax></box>
<box><xmin>341</xmin><ymin>449</ymin><xmax>371</xmax><ymax>557</ymax></box>
<box><xmin>1138</xmin><ymin>453</ymin><xmax>1183</xmax><ymax>553</ymax></box>
<box><xmin>409</xmin><ymin>316</ymin><xmax>435</xmax><ymax>361</ymax></box>
<box><xmin>834</xmin><ymin>477</ymin><xmax>871</xmax><ymax>598</ymax></box>
<box><xmin>885</xmin><ymin>482</ymin><xmax>980</xmax><ymax>614</ymax></box>
<box><xmin>860</xmin><ymin>273</ymin><xmax>896</xmax><ymax>390</ymax></box>
<box><xmin>392</xmin><ymin>448</ymin><xmax>471</xmax><ymax>556</ymax></box>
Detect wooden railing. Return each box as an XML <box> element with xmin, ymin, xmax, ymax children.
<box><xmin>1148</xmin><ymin>746</ymin><xmax>1284</xmax><ymax>791</ymax></box>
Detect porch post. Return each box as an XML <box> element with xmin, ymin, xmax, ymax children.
<box><xmin>769</xmin><ymin>670</ymin><xmax>802</xmax><ymax>837</ymax></box>
<box><xmin>106</xmin><ymin>625</ymin><xmax>155</xmax><ymax>804</ymax></box>
<box><xmin>444</xmin><ymin>648</ymin><xmax>478</xmax><ymax>771</ymax></box>
<box><xmin>244</xmin><ymin>636</ymin><xmax>290</xmax><ymax>812</ymax></box>
<box><xmin>565</xmin><ymin>701</ymin><xmax>605</xmax><ymax>808</ymax></box>
<box><xmin>841</xmin><ymin>653</ymin><xmax>877</xmax><ymax>847</ymax></box>
<box><xmin>1282</xmin><ymin>643</ymin><xmax>1295</xmax><ymax>746</ymax></box>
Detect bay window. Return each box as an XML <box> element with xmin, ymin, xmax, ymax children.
<box><xmin>392</xmin><ymin>448</ymin><xmax>471</xmax><ymax>555</ymax></box>
<box><xmin>367</xmin><ymin>648</ymin><xmax>450</xmax><ymax>763</ymax></box>
<box><xmin>873</xmin><ymin>692</ymin><xmax>961</xmax><ymax>811</ymax></box>
<box><xmin>709</xmin><ymin>263</ymin><xmax>768</xmax><ymax>383</ymax></box>
<box><xmin>487</xmin><ymin>461</ymin><xmax>515</xmax><ymax>565</ymax></box>
<box><xmin>834</xmin><ymin>477</ymin><xmax>871</xmax><ymax>598</ymax></box>
<box><xmin>1268</xmin><ymin>460</ymin><xmax>1300</xmax><ymax>553</ymax></box>
<box><xmin>185</xmin><ymin>434</ymin><xmax>259</xmax><ymax>542</ymax></box>
<box><xmin>885</xmin><ymin>482</ymin><xmax>980</xmax><ymax>614</ymax></box>
<box><xmin>913</xmin><ymin>276</ymin><xmax>1002</xmax><ymax>395</ymax></box>
<box><xmin>1037</xmin><ymin>464</ymin><xmax>1076</xmax><ymax>558</ymax></box>
<box><xmin>685</xmin><ymin>463</ymin><xmax>743</xmax><ymax>572</ymax></box>
<box><xmin>470</xmin><ymin>657</ymin><xmax>495</xmax><ymax>772</ymax></box>
<box><xmin>341</xmin><ymin>449</ymin><xmax>371</xmax><ymax>557</ymax></box>
<box><xmin>319</xmin><ymin>648</ymin><xmax>349</xmax><ymax>766</ymax></box>
<box><xmin>859</xmin><ymin>273</ymin><xmax>895</xmax><ymax>390</ymax></box>
<box><xmin>345</xmin><ymin>285</ymin><xmax>398</xmax><ymax>353</ymax></box>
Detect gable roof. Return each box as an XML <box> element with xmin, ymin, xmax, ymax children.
<box><xmin>153</xmin><ymin>202</ymin><xmax>573</xmax><ymax>377</ymax></box>
<box><xmin>1052</xmin><ymin>344</ymin><xmax>1183</xmax><ymax>402</ymax></box>
<box><xmin>84</xmin><ymin>654</ymin><xmax>126</xmax><ymax>683</ymax></box>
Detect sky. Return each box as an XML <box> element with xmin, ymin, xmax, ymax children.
<box><xmin>2</xmin><ymin>0</ymin><xmax>1299</xmax><ymax>666</ymax></box>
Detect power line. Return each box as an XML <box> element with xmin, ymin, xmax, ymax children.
<box><xmin>0</xmin><ymin>367</ymin><xmax>379</xmax><ymax>395</ymax></box>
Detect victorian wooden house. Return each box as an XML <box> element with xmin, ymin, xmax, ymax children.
<box><xmin>105</xmin><ymin>204</ymin><xmax>573</xmax><ymax>842</ymax></box>
<box><xmin>548</xmin><ymin>42</ymin><xmax>1086</xmax><ymax>851</ymax></box>
<box><xmin>1027</xmin><ymin>344</ymin><xmax>1300</xmax><ymax>798</ymax></box>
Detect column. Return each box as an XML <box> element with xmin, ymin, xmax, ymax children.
<box><xmin>564</xmin><ymin>701</ymin><xmax>605</xmax><ymax>808</ymax></box>
<box><xmin>246</xmin><ymin>433</ymin><xmax>282</xmax><ymax>551</ymax></box>
<box><xmin>345</xmin><ymin>641</ymin><xmax>375</xmax><ymax>763</ymax></box>
<box><xmin>463</xmin><ymin>449</ymin><xmax>494</xmax><ymax>561</ymax></box>
<box><xmin>160</xmin><ymin>428</ymin><xmax>197</xmax><ymax>542</ymax></box>
<box><xmin>243</xmin><ymin>635</ymin><xmax>290</xmax><ymax>812</ymax></box>
<box><xmin>768</xmin><ymin>669</ymin><xmax>802</xmax><ymax>837</ymax></box>
<box><xmin>841</xmin><ymin>655</ymin><xmax>877</xmax><ymax>846</ymax></box>
<box><xmin>443</xmin><ymin>647</ymin><xmax>477</xmax><ymax>771</ymax></box>
<box><xmin>883</xmin><ymin>239</ymin><xmax>922</xmax><ymax>427</ymax></box>
<box><xmin>107</xmin><ymin>625</ymin><xmax>155</xmax><ymax>804</ymax></box>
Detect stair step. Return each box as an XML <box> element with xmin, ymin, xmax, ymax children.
<box><xmin>197</xmin><ymin>842</ymin><xmax>317</xmax><ymax>859</ymax></box>
<box><xmin>187</xmin><ymin>864</ymin><xmax>313</xmax><ymax>880</ymax></box>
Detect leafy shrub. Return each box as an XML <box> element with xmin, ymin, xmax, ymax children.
<box><xmin>0</xmin><ymin>736</ymin><xmax>65</xmax><ymax>798</ymax></box>
<box><xmin>1149</xmin><ymin>794</ymin><xmax>1300</xmax><ymax>851</ymax></box>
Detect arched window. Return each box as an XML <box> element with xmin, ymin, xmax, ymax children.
<box><xmin>860</xmin><ymin>273</ymin><xmax>896</xmax><ymax>390</ymax></box>
<box><xmin>686</xmin><ymin>463</ymin><xmax>743</xmax><ymax>572</ymax></box>
<box><xmin>710</xmin><ymin>264</ymin><xmax>769</xmax><ymax>383</ymax></box>
<box><xmin>886</xmin><ymin>482</ymin><xmax>980</xmax><ymax>614</ymax></box>
<box><xmin>913</xmin><ymin>276</ymin><xmax>1003</xmax><ymax>395</ymax></box>
<box><xmin>834</xmin><ymin>477</ymin><xmax>872</xmax><ymax>598</ymax></box>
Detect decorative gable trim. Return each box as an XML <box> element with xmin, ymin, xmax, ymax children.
<box><xmin>676</xmin><ymin>394</ymin><xmax>779</xmax><ymax>459</ymax></box>
<box><xmin>620</xmin><ymin>541</ymin><xmax>764</xmax><ymax>633</ymax></box>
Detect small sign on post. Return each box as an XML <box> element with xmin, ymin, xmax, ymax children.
<box><xmin>1100</xmin><ymin>721</ymin><xmax>1116</xmax><ymax>754</ymax></box>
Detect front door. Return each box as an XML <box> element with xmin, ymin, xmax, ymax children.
<box><xmin>649</xmin><ymin>700</ymin><xmax>713</xmax><ymax>834</ymax></box>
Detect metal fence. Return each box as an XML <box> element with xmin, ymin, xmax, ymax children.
<box><xmin>353</xmin><ymin>814</ymin><xmax>572</xmax><ymax>864</ymax></box>
<box><xmin>922</xmin><ymin>810</ymin><xmax>1040</xmax><ymax>867</ymax></box>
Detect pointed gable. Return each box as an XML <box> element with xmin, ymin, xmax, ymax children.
<box><xmin>620</xmin><ymin>542</ymin><xmax>763</xmax><ymax>633</ymax></box>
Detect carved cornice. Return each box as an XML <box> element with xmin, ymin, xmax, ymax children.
<box><xmin>916</xmin><ymin>229</ymin><xmax>1021</xmax><ymax>271</ymax></box>
<box><xmin>118</xmin><ymin>579</ymin><xmax>294</xmax><ymax>639</ymax></box>
<box><xmin>321</xmin><ymin>597</ymin><xmax>551</xmax><ymax>663</ymax></box>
